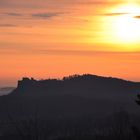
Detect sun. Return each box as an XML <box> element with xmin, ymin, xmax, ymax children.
<box><xmin>109</xmin><ymin>3</ymin><xmax>140</xmax><ymax>45</ymax></box>
<box><xmin>114</xmin><ymin>15</ymin><xmax>140</xmax><ymax>43</ymax></box>
<box><xmin>99</xmin><ymin>3</ymin><xmax>140</xmax><ymax>49</ymax></box>
<box><xmin>90</xmin><ymin>3</ymin><xmax>140</xmax><ymax>51</ymax></box>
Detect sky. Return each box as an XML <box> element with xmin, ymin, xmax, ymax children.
<box><xmin>0</xmin><ymin>0</ymin><xmax>140</xmax><ymax>86</ymax></box>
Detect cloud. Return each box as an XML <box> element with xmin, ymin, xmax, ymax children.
<box><xmin>0</xmin><ymin>11</ymin><xmax>63</xmax><ymax>21</ymax></box>
<box><xmin>32</xmin><ymin>12</ymin><xmax>63</xmax><ymax>19</ymax></box>
<box><xmin>0</xmin><ymin>24</ymin><xmax>17</xmax><ymax>27</ymax></box>
<box><xmin>103</xmin><ymin>12</ymin><xmax>128</xmax><ymax>16</ymax></box>
<box><xmin>5</xmin><ymin>12</ymin><xmax>23</xmax><ymax>16</ymax></box>
<box><xmin>134</xmin><ymin>15</ymin><xmax>140</xmax><ymax>19</ymax></box>
<box><xmin>36</xmin><ymin>49</ymin><xmax>140</xmax><ymax>56</ymax></box>
<box><xmin>0</xmin><ymin>0</ymin><xmax>123</xmax><ymax>9</ymax></box>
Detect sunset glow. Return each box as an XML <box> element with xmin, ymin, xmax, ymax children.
<box><xmin>0</xmin><ymin>0</ymin><xmax>140</xmax><ymax>86</ymax></box>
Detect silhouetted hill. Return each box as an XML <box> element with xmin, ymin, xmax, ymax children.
<box><xmin>10</xmin><ymin>74</ymin><xmax>140</xmax><ymax>102</ymax></box>
<box><xmin>0</xmin><ymin>74</ymin><xmax>140</xmax><ymax>139</ymax></box>
<box><xmin>0</xmin><ymin>74</ymin><xmax>139</xmax><ymax>119</ymax></box>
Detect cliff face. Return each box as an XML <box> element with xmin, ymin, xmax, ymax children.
<box><xmin>16</xmin><ymin>77</ymin><xmax>61</xmax><ymax>95</ymax></box>
<box><xmin>15</xmin><ymin>77</ymin><xmax>38</xmax><ymax>95</ymax></box>
<box><xmin>18</xmin><ymin>77</ymin><xmax>37</xmax><ymax>88</ymax></box>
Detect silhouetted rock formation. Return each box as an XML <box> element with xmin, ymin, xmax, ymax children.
<box><xmin>13</xmin><ymin>74</ymin><xmax>140</xmax><ymax>97</ymax></box>
<box><xmin>0</xmin><ymin>74</ymin><xmax>140</xmax><ymax>118</ymax></box>
<box><xmin>18</xmin><ymin>77</ymin><xmax>37</xmax><ymax>89</ymax></box>
<box><xmin>0</xmin><ymin>74</ymin><xmax>136</xmax><ymax>119</ymax></box>
<box><xmin>0</xmin><ymin>74</ymin><xmax>140</xmax><ymax>140</ymax></box>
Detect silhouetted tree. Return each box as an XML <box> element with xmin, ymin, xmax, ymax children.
<box><xmin>130</xmin><ymin>94</ymin><xmax>140</xmax><ymax>140</ymax></box>
<box><xmin>136</xmin><ymin>94</ymin><xmax>140</xmax><ymax>105</ymax></box>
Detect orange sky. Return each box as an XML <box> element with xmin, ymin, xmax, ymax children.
<box><xmin>0</xmin><ymin>0</ymin><xmax>140</xmax><ymax>86</ymax></box>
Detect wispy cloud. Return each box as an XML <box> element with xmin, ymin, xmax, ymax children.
<box><xmin>4</xmin><ymin>12</ymin><xmax>23</xmax><ymax>16</ymax></box>
<box><xmin>0</xmin><ymin>24</ymin><xmax>17</xmax><ymax>27</ymax></box>
<box><xmin>37</xmin><ymin>49</ymin><xmax>140</xmax><ymax>56</ymax></box>
<box><xmin>103</xmin><ymin>12</ymin><xmax>128</xmax><ymax>16</ymax></box>
<box><xmin>0</xmin><ymin>0</ymin><xmax>123</xmax><ymax>8</ymax></box>
<box><xmin>32</xmin><ymin>12</ymin><xmax>63</xmax><ymax>19</ymax></box>
<box><xmin>134</xmin><ymin>15</ymin><xmax>140</xmax><ymax>19</ymax></box>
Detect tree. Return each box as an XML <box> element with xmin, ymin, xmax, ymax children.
<box><xmin>136</xmin><ymin>95</ymin><xmax>140</xmax><ymax>105</ymax></box>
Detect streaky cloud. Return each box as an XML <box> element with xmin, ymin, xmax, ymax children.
<box><xmin>4</xmin><ymin>12</ymin><xmax>23</xmax><ymax>16</ymax></box>
<box><xmin>0</xmin><ymin>24</ymin><xmax>17</xmax><ymax>27</ymax></box>
<box><xmin>134</xmin><ymin>15</ymin><xmax>140</xmax><ymax>19</ymax></box>
<box><xmin>32</xmin><ymin>12</ymin><xmax>63</xmax><ymax>19</ymax></box>
<box><xmin>103</xmin><ymin>12</ymin><xmax>129</xmax><ymax>16</ymax></box>
<box><xmin>37</xmin><ymin>49</ymin><xmax>140</xmax><ymax>56</ymax></box>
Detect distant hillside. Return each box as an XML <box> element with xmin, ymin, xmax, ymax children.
<box><xmin>0</xmin><ymin>74</ymin><xmax>140</xmax><ymax>120</ymax></box>
<box><xmin>0</xmin><ymin>87</ymin><xmax>15</xmax><ymax>96</ymax></box>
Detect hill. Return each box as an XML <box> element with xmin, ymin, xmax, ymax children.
<box><xmin>0</xmin><ymin>74</ymin><xmax>140</xmax><ymax>139</ymax></box>
<box><xmin>0</xmin><ymin>87</ymin><xmax>15</xmax><ymax>96</ymax></box>
<box><xmin>0</xmin><ymin>74</ymin><xmax>139</xmax><ymax>119</ymax></box>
